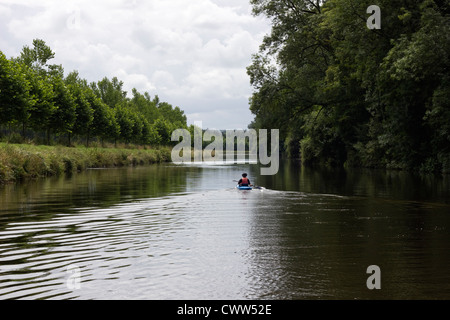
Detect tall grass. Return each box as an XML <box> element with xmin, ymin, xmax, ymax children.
<box><xmin>0</xmin><ymin>143</ymin><xmax>171</xmax><ymax>184</ymax></box>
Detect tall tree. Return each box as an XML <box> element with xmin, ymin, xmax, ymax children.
<box><xmin>49</xmin><ymin>76</ymin><xmax>76</xmax><ymax>144</ymax></box>
<box><xmin>92</xmin><ymin>77</ymin><xmax>128</xmax><ymax>108</ymax></box>
<box><xmin>26</xmin><ymin>65</ymin><xmax>56</xmax><ymax>137</ymax></box>
<box><xmin>65</xmin><ymin>71</ymin><xmax>94</xmax><ymax>145</ymax></box>
<box><xmin>129</xmin><ymin>88</ymin><xmax>160</xmax><ymax>123</ymax></box>
<box><xmin>0</xmin><ymin>52</ymin><xmax>33</xmax><ymax>134</ymax></box>
<box><xmin>114</xmin><ymin>103</ymin><xmax>135</xmax><ymax>144</ymax></box>
<box><xmin>89</xmin><ymin>96</ymin><xmax>120</xmax><ymax>147</ymax></box>
<box><xmin>17</xmin><ymin>39</ymin><xmax>64</xmax><ymax>77</ymax></box>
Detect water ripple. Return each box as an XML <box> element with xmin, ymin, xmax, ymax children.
<box><xmin>0</xmin><ymin>189</ymin><xmax>263</xmax><ymax>299</ymax></box>
<box><xmin>1</xmin><ymin>180</ymin><xmax>450</xmax><ymax>299</ymax></box>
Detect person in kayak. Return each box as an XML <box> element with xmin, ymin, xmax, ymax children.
<box><xmin>238</xmin><ymin>173</ymin><xmax>252</xmax><ymax>187</ymax></box>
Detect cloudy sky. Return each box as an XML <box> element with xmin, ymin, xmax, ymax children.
<box><xmin>0</xmin><ymin>0</ymin><xmax>271</xmax><ymax>130</ymax></box>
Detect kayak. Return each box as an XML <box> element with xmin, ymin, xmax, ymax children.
<box><xmin>236</xmin><ymin>185</ymin><xmax>252</xmax><ymax>190</ymax></box>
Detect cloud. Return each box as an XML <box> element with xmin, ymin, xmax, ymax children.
<box><xmin>0</xmin><ymin>0</ymin><xmax>270</xmax><ymax>129</ymax></box>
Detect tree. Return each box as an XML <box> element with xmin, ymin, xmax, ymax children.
<box><xmin>65</xmin><ymin>71</ymin><xmax>94</xmax><ymax>145</ymax></box>
<box><xmin>89</xmin><ymin>94</ymin><xmax>120</xmax><ymax>146</ymax></box>
<box><xmin>26</xmin><ymin>65</ymin><xmax>56</xmax><ymax>136</ymax></box>
<box><xmin>0</xmin><ymin>52</ymin><xmax>33</xmax><ymax>134</ymax></box>
<box><xmin>130</xmin><ymin>110</ymin><xmax>144</xmax><ymax>144</ymax></box>
<box><xmin>158</xmin><ymin>102</ymin><xmax>187</xmax><ymax>128</ymax></box>
<box><xmin>129</xmin><ymin>88</ymin><xmax>160</xmax><ymax>123</ymax></box>
<box><xmin>92</xmin><ymin>76</ymin><xmax>128</xmax><ymax>108</ymax></box>
<box><xmin>140</xmin><ymin>117</ymin><xmax>161</xmax><ymax>145</ymax></box>
<box><xmin>49</xmin><ymin>76</ymin><xmax>76</xmax><ymax>144</ymax></box>
<box><xmin>114</xmin><ymin>103</ymin><xmax>135</xmax><ymax>144</ymax></box>
<box><xmin>19</xmin><ymin>39</ymin><xmax>54</xmax><ymax>69</ymax></box>
<box><xmin>17</xmin><ymin>39</ymin><xmax>64</xmax><ymax>77</ymax></box>
<box><xmin>154</xmin><ymin>118</ymin><xmax>172</xmax><ymax>145</ymax></box>
<box><xmin>424</xmin><ymin>77</ymin><xmax>450</xmax><ymax>173</ymax></box>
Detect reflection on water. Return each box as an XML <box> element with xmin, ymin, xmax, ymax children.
<box><xmin>0</xmin><ymin>161</ymin><xmax>449</xmax><ymax>299</ymax></box>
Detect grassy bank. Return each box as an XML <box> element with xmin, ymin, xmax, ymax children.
<box><xmin>0</xmin><ymin>143</ymin><xmax>171</xmax><ymax>184</ymax></box>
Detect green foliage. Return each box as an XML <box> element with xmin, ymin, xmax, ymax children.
<box><xmin>129</xmin><ymin>89</ymin><xmax>160</xmax><ymax>123</ymax></box>
<box><xmin>248</xmin><ymin>0</ymin><xmax>450</xmax><ymax>173</ymax></box>
<box><xmin>158</xmin><ymin>102</ymin><xmax>187</xmax><ymax>128</ymax></box>
<box><xmin>18</xmin><ymin>39</ymin><xmax>55</xmax><ymax>72</ymax></box>
<box><xmin>90</xmin><ymin>96</ymin><xmax>120</xmax><ymax>144</ymax></box>
<box><xmin>91</xmin><ymin>76</ymin><xmax>127</xmax><ymax>108</ymax></box>
<box><xmin>115</xmin><ymin>103</ymin><xmax>135</xmax><ymax>143</ymax></box>
<box><xmin>49</xmin><ymin>76</ymin><xmax>76</xmax><ymax>137</ymax></box>
<box><xmin>140</xmin><ymin>117</ymin><xmax>161</xmax><ymax>145</ymax></box>
<box><xmin>0</xmin><ymin>52</ymin><xmax>33</xmax><ymax>126</ymax></box>
<box><xmin>26</xmin><ymin>67</ymin><xmax>56</xmax><ymax>133</ymax></box>
<box><xmin>65</xmin><ymin>71</ymin><xmax>94</xmax><ymax>138</ymax></box>
<box><xmin>154</xmin><ymin>118</ymin><xmax>172</xmax><ymax>145</ymax></box>
<box><xmin>1</xmin><ymin>39</ymin><xmax>188</xmax><ymax>147</ymax></box>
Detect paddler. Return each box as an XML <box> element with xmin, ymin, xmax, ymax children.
<box><xmin>238</xmin><ymin>173</ymin><xmax>252</xmax><ymax>187</ymax></box>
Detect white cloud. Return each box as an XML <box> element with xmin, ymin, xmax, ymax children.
<box><xmin>151</xmin><ymin>70</ymin><xmax>175</xmax><ymax>91</ymax></box>
<box><xmin>0</xmin><ymin>0</ymin><xmax>270</xmax><ymax>129</ymax></box>
<box><xmin>117</xmin><ymin>70</ymin><xmax>156</xmax><ymax>94</ymax></box>
<box><xmin>0</xmin><ymin>4</ymin><xmax>11</xmax><ymax>16</ymax></box>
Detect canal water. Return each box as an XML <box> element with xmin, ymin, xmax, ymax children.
<box><xmin>0</xmin><ymin>161</ymin><xmax>449</xmax><ymax>299</ymax></box>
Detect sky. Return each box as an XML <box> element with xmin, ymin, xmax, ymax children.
<box><xmin>0</xmin><ymin>0</ymin><xmax>271</xmax><ymax>130</ymax></box>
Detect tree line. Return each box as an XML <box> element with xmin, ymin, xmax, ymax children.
<box><xmin>0</xmin><ymin>39</ymin><xmax>188</xmax><ymax>146</ymax></box>
<box><xmin>247</xmin><ymin>0</ymin><xmax>450</xmax><ymax>173</ymax></box>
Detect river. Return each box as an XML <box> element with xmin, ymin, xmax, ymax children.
<box><xmin>0</xmin><ymin>160</ymin><xmax>449</xmax><ymax>300</ymax></box>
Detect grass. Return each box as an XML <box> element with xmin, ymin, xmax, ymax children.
<box><xmin>0</xmin><ymin>142</ymin><xmax>172</xmax><ymax>184</ymax></box>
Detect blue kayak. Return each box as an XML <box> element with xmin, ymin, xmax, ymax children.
<box><xmin>236</xmin><ymin>185</ymin><xmax>252</xmax><ymax>190</ymax></box>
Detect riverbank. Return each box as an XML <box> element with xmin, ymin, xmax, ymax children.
<box><xmin>0</xmin><ymin>143</ymin><xmax>171</xmax><ymax>184</ymax></box>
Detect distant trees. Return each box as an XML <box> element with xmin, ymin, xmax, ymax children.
<box><xmin>0</xmin><ymin>39</ymin><xmax>188</xmax><ymax>146</ymax></box>
<box><xmin>248</xmin><ymin>0</ymin><xmax>450</xmax><ymax>173</ymax></box>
